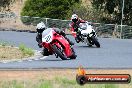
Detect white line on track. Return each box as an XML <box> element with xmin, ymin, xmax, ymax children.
<box><xmin>39</xmin><ymin>56</ymin><xmax>48</xmax><ymax>60</ymax></box>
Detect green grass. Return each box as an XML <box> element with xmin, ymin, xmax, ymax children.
<box><xmin>53</xmin><ymin>77</ymin><xmax>119</xmax><ymax>88</ymax></box>
<box><xmin>19</xmin><ymin>44</ymin><xmax>34</xmax><ymax>56</ymax></box>
<box><xmin>0</xmin><ymin>77</ymin><xmax>120</xmax><ymax>88</ymax></box>
<box><xmin>0</xmin><ymin>80</ymin><xmax>24</xmax><ymax>88</ymax></box>
<box><xmin>39</xmin><ymin>80</ymin><xmax>53</xmax><ymax>88</ymax></box>
<box><xmin>0</xmin><ymin>41</ymin><xmax>34</xmax><ymax>56</ymax></box>
<box><xmin>0</xmin><ymin>41</ymin><xmax>34</xmax><ymax>57</ymax></box>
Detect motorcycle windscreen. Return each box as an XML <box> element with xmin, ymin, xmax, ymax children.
<box><xmin>42</xmin><ymin>28</ymin><xmax>53</xmax><ymax>43</ymax></box>
<box><xmin>79</xmin><ymin>23</ymin><xmax>87</xmax><ymax>30</ymax></box>
<box><xmin>80</xmin><ymin>23</ymin><xmax>94</xmax><ymax>35</ymax></box>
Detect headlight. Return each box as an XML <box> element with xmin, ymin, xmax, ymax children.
<box><xmin>83</xmin><ymin>33</ymin><xmax>88</xmax><ymax>37</ymax></box>
<box><xmin>89</xmin><ymin>34</ymin><xmax>93</xmax><ymax>37</ymax></box>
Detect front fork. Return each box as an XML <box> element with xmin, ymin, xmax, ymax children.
<box><xmin>52</xmin><ymin>43</ymin><xmax>62</xmax><ymax>58</ymax></box>
<box><xmin>87</xmin><ymin>32</ymin><xmax>96</xmax><ymax>45</ymax></box>
<box><xmin>88</xmin><ymin>33</ymin><xmax>98</xmax><ymax>45</ymax></box>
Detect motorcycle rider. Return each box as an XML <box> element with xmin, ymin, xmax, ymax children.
<box><xmin>70</xmin><ymin>14</ymin><xmax>87</xmax><ymax>43</ymax></box>
<box><xmin>36</xmin><ymin>22</ymin><xmax>45</xmax><ymax>48</ymax></box>
<box><xmin>36</xmin><ymin>22</ymin><xmax>74</xmax><ymax>56</ymax></box>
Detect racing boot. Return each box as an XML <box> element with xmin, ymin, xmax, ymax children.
<box><xmin>75</xmin><ymin>34</ymin><xmax>81</xmax><ymax>43</ymax></box>
<box><xmin>38</xmin><ymin>43</ymin><xmax>42</xmax><ymax>48</ymax></box>
<box><xmin>75</xmin><ymin>31</ymin><xmax>81</xmax><ymax>43</ymax></box>
<box><xmin>75</xmin><ymin>37</ymin><xmax>80</xmax><ymax>43</ymax></box>
<box><xmin>41</xmin><ymin>48</ymin><xmax>49</xmax><ymax>56</ymax></box>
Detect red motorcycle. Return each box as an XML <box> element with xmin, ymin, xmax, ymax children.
<box><xmin>41</xmin><ymin>28</ymin><xmax>77</xmax><ymax>60</ymax></box>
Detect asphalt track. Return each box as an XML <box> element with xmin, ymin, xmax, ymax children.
<box><xmin>0</xmin><ymin>31</ymin><xmax>132</xmax><ymax>69</ymax></box>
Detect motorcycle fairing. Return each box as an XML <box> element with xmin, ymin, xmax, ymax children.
<box><xmin>79</xmin><ymin>23</ymin><xmax>94</xmax><ymax>36</ymax></box>
<box><xmin>53</xmin><ymin>35</ymin><xmax>72</xmax><ymax>57</ymax></box>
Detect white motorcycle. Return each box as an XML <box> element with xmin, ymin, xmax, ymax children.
<box><xmin>75</xmin><ymin>23</ymin><xmax>100</xmax><ymax>47</ymax></box>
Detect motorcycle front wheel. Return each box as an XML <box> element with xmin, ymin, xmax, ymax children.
<box><xmin>70</xmin><ymin>48</ymin><xmax>77</xmax><ymax>59</ymax></box>
<box><xmin>91</xmin><ymin>36</ymin><xmax>100</xmax><ymax>48</ymax></box>
<box><xmin>52</xmin><ymin>45</ymin><xmax>67</xmax><ymax>60</ymax></box>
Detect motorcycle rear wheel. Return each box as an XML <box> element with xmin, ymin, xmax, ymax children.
<box><xmin>52</xmin><ymin>45</ymin><xmax>67</xmax><ymax>60</ymax></box>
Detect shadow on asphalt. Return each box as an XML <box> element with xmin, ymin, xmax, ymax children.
<box><xmin>42</xmin><ymin>58</ymin><xmax>76</xmax><ymax>61</ymax></box>
<box><xmin>42</xmin><ymin>59</ymin><xmax>62</xmax><ymax>61</ymax></box>
<box><xmin>78</xmin><ymin>45</ymin><xmax>99</xmax><ymax>48</ymax></box>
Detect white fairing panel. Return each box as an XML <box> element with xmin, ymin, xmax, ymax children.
<box><xmin>79</xmin><ymin>23</ymin><xmax>94</xmax><ymax>35</ymax></box>
<box><xmin>42</xmin><ymin>28</ymin><xmax>53</xmax><ymax>43</ymax></box>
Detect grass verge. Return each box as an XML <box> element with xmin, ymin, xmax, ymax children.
<box><xmin>19</xmin><ymin>44</ymin><xmax>34</xmax><ymax>56</ymax></box>
<box><xmin>0</xmin><ymin>41</ymin><xmax>34</xmax><ymax>60</ymax></box>
<box><xmin>0</xmin><ymin>77</ymin><xmax>119</xmax><ymax>88</ymax></box>
<box><xmin>0</xmin><ymin>69</ymin><xmax>131</xmax><ymax>88</ymax></box>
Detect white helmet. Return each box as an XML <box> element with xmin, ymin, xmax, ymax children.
<box><xmin>36</xmin><ymin>22</ymin><xmax>46</xmax><ymax>33</ymax></box>
<box><xmin>36</xmin><ymin>22</ymin><xmax>46</xmax><ymax>29</ymax></box>
<box><xmin>71</xmin><ymin>14</ymin><xmax>78</xmax><ymax>23</ymax></box>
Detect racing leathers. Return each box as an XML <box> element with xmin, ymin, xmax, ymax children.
<box><xmin>70</xmin><ymin>18</ymin><xmax>86</xmax><ymax>43</ymax></box>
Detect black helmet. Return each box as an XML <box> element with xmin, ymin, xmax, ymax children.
<box><xmin>71</xmin><ymin>14</ymin><xmax>79</xmax><ymax>23</ymax></box>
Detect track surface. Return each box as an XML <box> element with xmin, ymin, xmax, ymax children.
<box><xmin>0</xmin><ymin>31</ymin><xmax>132</xmax><ymax>69</ymax></box>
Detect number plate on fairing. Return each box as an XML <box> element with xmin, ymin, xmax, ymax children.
<box><xmin>42</xmin><ymin>28</ymin><xmax>53</xmax><ymax>43</ymax></box>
